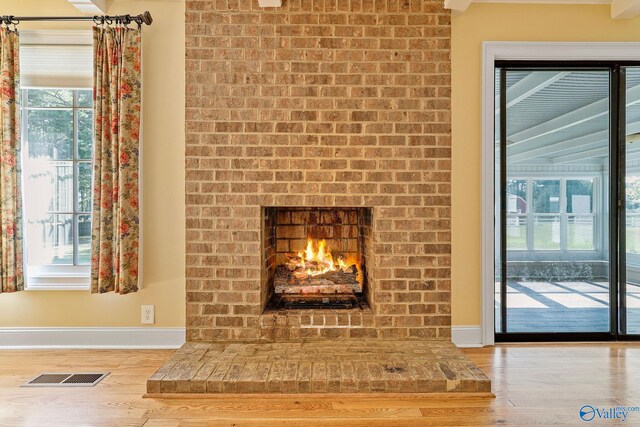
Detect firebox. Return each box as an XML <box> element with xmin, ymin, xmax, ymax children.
<box><xmin>261</xmin><ymin>207</ymin><xmax>373</xmax><ymax>311</ymax></box>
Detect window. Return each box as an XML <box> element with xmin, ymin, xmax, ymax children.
<box><xmin>22</xmin><ymin>89</ymin><xmax>93</xmax><ymax>288</ymax></box>
<box><xmin>566</xmin><ymin>179</ymin><xmax>595</xmax><ymax>251</ymax></box>
<box><xmin>19</xmin><ymin>30</ymin><xmax>94</xmax><ymax>290</ymax></box>
<box><xmin>506</xmin><ymin>179</ymin><xmax>527</xmax><ymax>250</ymax></box>
<box><xmin>626</xmin><ymin>175</ymin><xmax>640</xmax><ymax>254</ymax></box>
<box><xmin>506</xmin><ymin>177</ymin><xmax>598</xmax><ymax>252</ymax></box>
<box><xmin>532</xmin><ymin>180</ymin><xmax>561</xmax><ymax>250</ymax></box>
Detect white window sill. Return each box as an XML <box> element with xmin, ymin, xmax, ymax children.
<box><xmin>26</xmin><ymin>283</ymin><xmax>89</xmax><ymax>291</ymax></box>
<box><xmin>25</xmin><ymin>266</ymin><xmax>90</xmax><ymax>291</ymax></box>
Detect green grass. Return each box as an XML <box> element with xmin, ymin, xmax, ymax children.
<box><xmin>507</xmin><ymin>222</ymin><xmax>594</xmax><ymax>251</ymax></box>
<box><xmin>507</xmin><ymin>224</ymin><xmax>527</xmax><ymax>250</ymax></box>
<box><xmin>506</xmin><ymin>220</ymin><xmax>640</xmax><ymax>253</ymax></box>
<box><xmin>627</xmin><ymin>226</ymin><xmax>640</xmax><ymax>254</ymax></box>
<box><xmin>567</xmin><ymin>223</ymin><xmax>594</xmax><ymax>250</ymax></box>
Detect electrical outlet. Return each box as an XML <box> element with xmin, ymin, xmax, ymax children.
<box><xmin>141</xmin><ymin>305</ymin><xmax>155</xmax><ymax>324</ymax></box>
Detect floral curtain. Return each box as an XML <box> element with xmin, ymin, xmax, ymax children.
<box><xmin>0</xmin><ymin>28</ymin><xmax>23</xmax><ymax>293</ymax></box>
<box><xmin>91</xmin><ymin>26</ymin><xmax>141</xmax><ymax>294</ymax></box>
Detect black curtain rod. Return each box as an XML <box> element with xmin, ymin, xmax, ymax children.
<box><xmin>0</xmin><ymin>11</ymin><xmax>153</xmax><ymax>27</ymax></box>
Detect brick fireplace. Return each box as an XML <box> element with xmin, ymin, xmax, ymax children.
<box><xmin>185</xmin><ymin>0</ymin><xmax>452</xmax><ymax>343</ymax></box>
<box><xmin>149</xmin><ymin>0</ymin><xmax>491</xmax><ymax>396</ymax></box>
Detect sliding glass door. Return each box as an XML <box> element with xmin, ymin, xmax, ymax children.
<box><xmin>624</xmin><ymin>67</ymin><xmax>640</xmax><ymax>336</ymax></box>
<box><xmin>496</xmin><ymin>62</ymin><xmax>640</xmax><ymax>341</ymax></box>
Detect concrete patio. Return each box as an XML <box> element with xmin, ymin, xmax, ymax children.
<box><xmin>496</xmin><ymin>281</ymin><xmax>640</xmax><ymax>333</ymax></box>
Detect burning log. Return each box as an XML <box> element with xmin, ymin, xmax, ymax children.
<box><xmin>285</xmin><ymin>254</ymin><xmax>304</xmax><ymax>271</ymax></box>
<box><xmin>275</xmin><ymin>238</ymin><xmax>362</xmax><ymax>295</ymax></box>
<box><xmin>274</xmin><ymin>264</ymin><xmax>361</xmax><ymax>295</ymax></box>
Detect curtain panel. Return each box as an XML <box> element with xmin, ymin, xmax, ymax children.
<box><xmin>0</xmin><ymin>28</ymin><xmax>23</xmax><ymax>293</ymax></box>
<box><xmin>91</xmin><ymin>26</ymin><xmax>141</xmax><ymax>294</ymax></box>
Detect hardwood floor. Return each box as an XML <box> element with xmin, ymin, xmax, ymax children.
<box><xmin>1</xmin><ymin>343</ymin><xmax>640</xmax><ymax>426</ymax></box>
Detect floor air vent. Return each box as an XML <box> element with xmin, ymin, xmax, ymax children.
<box><xmin>22</xmin><ymin>372</ymin><xmax>109</xmax><ymax>387</ymax></box>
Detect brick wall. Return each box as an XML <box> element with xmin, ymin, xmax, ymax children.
<box><xmin>185</xmin><ymin>0</ymin><xmax>452</xmax><ymax>342</ymax></box>
<box><xmin>271</xmin><ymin>207</ymin><xmax>362</xmax><ymax>267</ymax></box>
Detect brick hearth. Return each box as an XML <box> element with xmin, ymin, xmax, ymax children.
<box><xmin>147</xmin><ymin>341</ymin><xmax>491</xmax><ymax>394</ymax></box>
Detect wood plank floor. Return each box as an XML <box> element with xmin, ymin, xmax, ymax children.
<box><xmin>1</xmin><ymin>343</ymin><xmax>639</xmax><ymax>426</ymax></box>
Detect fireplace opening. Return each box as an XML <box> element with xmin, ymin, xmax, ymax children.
<box><xmin>262</xmin><ymin>207</ymin><xmax>372</xmax><ymax>311</ymax></box>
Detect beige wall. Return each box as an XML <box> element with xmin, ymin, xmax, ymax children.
<box><xmin>0</xmin><ymin>0</ymin><xmax>185</xmax><ymax>327</ymax></box>
<box><xmin>4</xmin><ymin>0</ymin><xmax>640</xmax><ymax>331</ymax></box>
<box><xmin>451</xmin><ymin>3</ymin><xmax>640</xmax><ymax>326</ymax></box>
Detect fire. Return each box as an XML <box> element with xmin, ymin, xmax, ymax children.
<box><xmin>294</xmin><ymin>238</ymin><xmax>348</xmax><ymax>277</ymax></box>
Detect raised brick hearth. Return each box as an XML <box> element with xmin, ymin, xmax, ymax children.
<box><xmin>147</xmin><ymin>341</ymin><xmax>491</xmax><ymax>394</ymax></box>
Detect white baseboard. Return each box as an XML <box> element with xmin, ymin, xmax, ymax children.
<box><xmin>0</xmin><ymin>326</ymin><xmax>482</xmax><ymax>349</ymax></box>
<box><xmin>452</xmin><ymin>326</ymin><xmax>484</xmax><ymax>348</ymax></box>
<box><xmin>0</xmin><ymin>327</ymin><xmax>186</xmax><ymax>349</ymax></box>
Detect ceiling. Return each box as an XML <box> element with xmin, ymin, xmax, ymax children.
<box><xmin>496</xmin><ymin>68</ymin><xmax>640</xmax><ymax>165</ymax></box>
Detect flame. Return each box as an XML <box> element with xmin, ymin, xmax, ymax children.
<box><xmin>296</xmin><ymin>238</ymin><xmax>338</xmax><ymax>276</ymax></box>
<box><xmin>286</xmin><ymin>238</ymin><xmax>362</xmax><ymax>284</ymax></box>
<box><xmin>305</xmin><ymin>240</ymin><xmax>313</xmax><ymax>262</ymax></box>
<box><xmin>337</xmin><ymin>257</ymin><xmax>348</xmax><ymax>269</ymax></box>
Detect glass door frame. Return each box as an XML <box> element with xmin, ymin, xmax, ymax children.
<box><xmin>495</xmin><ymin>60</ymin><xmax>640</xmax><ymax>342</ymax></box>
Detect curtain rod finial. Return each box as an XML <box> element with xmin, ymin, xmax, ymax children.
<box><xmin>141</xmin><ymin>11</ymin><xmax>152</xmax><ymax>26</ymax></box>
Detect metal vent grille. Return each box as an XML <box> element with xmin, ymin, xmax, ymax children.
<box><xmin>26</xmin><ymin>374</ymin><xmax>71</xmax><ymax>385</ymax></box>
<box><xmin>23</xmin><ymin>372</ymin><xmax>109</xmax><ymax>387</ymax></box>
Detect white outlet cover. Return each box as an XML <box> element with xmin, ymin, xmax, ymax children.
<box><xmin>141</xmin><ymin>305</ymin><xmax>155</xmax><ymax>325</ymax></box>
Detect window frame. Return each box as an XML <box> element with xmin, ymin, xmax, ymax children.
<box><xmin>21</xmin><ymin>88</ymin><xmax>93</xmax><ymax>291</ymax></box>
<box><xmin>505</xmin><ymin>173</ymin><xmax>604</xmax><ymax>260</ymax></box>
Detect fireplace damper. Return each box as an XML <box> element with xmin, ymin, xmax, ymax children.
<box><xmin>262</xmin><ymin>207</ymin><xmax>372</xmax><ymax>311</ymax></box>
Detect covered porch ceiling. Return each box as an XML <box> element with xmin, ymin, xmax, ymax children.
<box><xmin>496</xmin><ymin>69</ymin><xmax>640</xmax><ymax>166</ymax></box>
